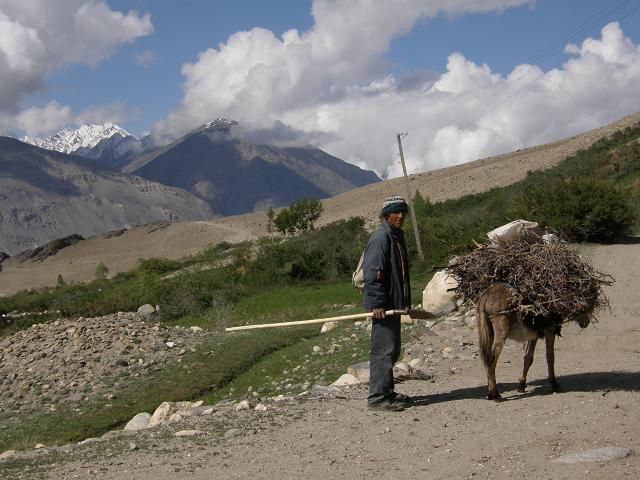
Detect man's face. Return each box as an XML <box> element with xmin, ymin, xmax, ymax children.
<box><xmin>387</xmin><ymin>211</ymin><xmax>405</xmax><ymax>229</ymax></box>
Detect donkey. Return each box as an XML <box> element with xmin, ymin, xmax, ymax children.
<box><xmin>476</xmin><ymin>283</ymin><xmax>592</xmax><ymax>401</ymax></box>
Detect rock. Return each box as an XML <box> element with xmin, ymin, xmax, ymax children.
<box><xmin>393</xmin><ymin>362</ymin><xmax>412</xmax><ymax>380</ymax></box>
<box><xmin>347</xmin><ymin>362</ymin><xmax>370</xmax><ymax>384</ymax></box>
<box><xmin>224</xmin><ymin>428</ymin><xmax>241</xmax><ymax>440</ymax></box>
<box><xmin>175</xmin><ymin>430</ymin><xmax>203</xmax><ymax>437</ymax></box>
<box><xmin>34</xmin><ymin>444</ymin><xmax>45</xmax><ymax>449</ymax></box>
<box><xmin>422</xmin><ymin>270</ymin><xmax>458</xmax><ymax>315</ymax></box>
<box><xmin>148</xmin><ymin>401</ymin><xmax>197</xmax><ymax>427</ymax></box>
<box><xmin>312</xmin><ymin>346</ymin><xmax>321</xmax><ymax>353</ymax></box>
<box><xmin>124</xmin><ymin>412</ymin><xmax>152</xmax><ymax>431</ymax></box>
<box><xmin>235</xmin><ymin>400</ymin><xmax>251</xmax><ymax>411</ymax></box>
<box><xmin>442</xmin><ymin>347</ymin><xmax>454</xmax><ymax>358</ymax></box>
<box><xmin>66</xmin><ymin>392</ymin><xmax>84</xmax><ymax>402</ymax></box>
<box><xmin>400</xmin><ymin>315</ymin><xmax>415</xmax><ymax>324</ymax></box>
<box><xmin>129</xmin><ymin>442</ymin><xmax>138</xmax><ymax>451</ymax></box>
<box><xmin>309</xmin><ymin>385</ymin><xmax>343</xmax><ymax>397</ymax></box>
<box><xmin>254</xmin><ymin>403</ymin><xmax>268</xmax><ymax>411</ymax></box>
<box><xmin>192</xmin><ymin>400</ymin><xmax>204</xmax><ymax>407</ymax></box>
<box><xmin>190</xmin><ymin>326</ymin><xmax>203</xmax><ymax>333</ymax></box>
<box><xmin>137</xmin><ymin>304</ymin><xmax>156</xmax><ymax>316</ymax></box>
<box><xmin>0</xmin><ymin>450</ymin><xmax>16</xmax><ymax>461</ymax></box>
<box><xmin>320</xmin><ymin>321</ymin><xmax>338</xmax><ymax>334</ymax></box>
<box><xmin>330</xmin><ymin>373</ymin><xmax>361</xmax><ymax>386</ymax></box>
<box><xmin>553</xmin><ymin>447</ymin><xmax>634</xmax><ymax>464</ymax></box>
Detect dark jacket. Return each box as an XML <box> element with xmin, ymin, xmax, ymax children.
<box><xmin>362</xmin><ymin>218</ymin><xmax>411</xmax><ymax>311</ymax></box>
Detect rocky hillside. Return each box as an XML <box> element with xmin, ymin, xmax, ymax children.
<box><xmin>0</xmin><ymin>137</ymin><xmax>213</xmax><ymax>255</ymax></box>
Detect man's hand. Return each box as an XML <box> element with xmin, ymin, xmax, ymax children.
<box><xmin>372</xmin><ymin>308</ymin><xmax>386</xmax><ymax>319</ymax></box>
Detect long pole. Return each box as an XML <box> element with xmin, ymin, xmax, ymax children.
<box><xmin>225</xmin><ymin>310</ymin><xmax>405</xmax><ymax>332</ymax></box>
<box><xmin>396</xmin><ymin>133</ymin><xmax>424</xmax><ymax>261</ymax></box>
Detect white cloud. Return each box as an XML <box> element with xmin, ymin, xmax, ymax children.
<box><xmin>0</xmin><ymin>0</ymin><xmax>152</xmax><ymax>113</ymax></box>
<box><xmin>12</xmin><ymin>100</ymin><xmax>130</xmax><ymax>136</ymax></box>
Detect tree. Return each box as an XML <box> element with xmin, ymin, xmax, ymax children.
<box><xmin>265</xmin><ymin>206</ymin><xmax>275</xmax><ymax>235</ymax></box>
<box><xmin>274</xmin><ymin>197</ymin><xmax>324</xmax><ymax>236</ymax></box>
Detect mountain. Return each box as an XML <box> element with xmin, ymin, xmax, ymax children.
<box><xmin>0</xmin><ymin>137</ymin><xmax>214</xmax><ymax>255</ymax></box>
<box><xmin>22</xmin><ymin>123</ymin><xmax>132</xmax><ymax>155</ymax></box>
<box><xmin>127</xmin><ymin>119</ymin><xmax>380</xmax><ymax>216</ymax></box>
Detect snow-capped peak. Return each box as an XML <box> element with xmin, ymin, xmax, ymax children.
<box><xmin>21</xmin><ymin>123</ymin><xmax>133</xmax><ymax>154</ymax></box>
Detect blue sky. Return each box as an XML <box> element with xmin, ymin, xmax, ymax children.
<box><xmin>2</xmin><ymin>0</ymin><xmax>640</xmax><ymax>176</ymax></box>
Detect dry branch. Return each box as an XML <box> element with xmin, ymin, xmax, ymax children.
<box><xmin>447</xmin><ymin>238</ymin><xmax>612</xmax><ymax>321</ymax></box>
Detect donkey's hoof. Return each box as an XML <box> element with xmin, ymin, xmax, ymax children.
<box><xmin>551</xmin><ymin>383</ymin><xmax>561</xmax><ymax>393</ymax></box>
<box><xmin>487</xmin><ymin>392</ymin><xmax>502</xmax><ymax>402</ymax></box>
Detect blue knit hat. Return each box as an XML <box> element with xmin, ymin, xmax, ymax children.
<box><xmin>381</xmin><ymin>195</ymin><xmax>408</xmax><ymax>216</ymax></box>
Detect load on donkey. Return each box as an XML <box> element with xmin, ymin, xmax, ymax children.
<box><xmin>448</xmin><ymin>220</ymin><xmax>612</xmax><ymax>401</ymax></box>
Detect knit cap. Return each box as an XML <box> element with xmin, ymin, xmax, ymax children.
<box><xmin>381</xmin><ymin>195</ymin><xmax>408</xmax><ymax>216</ymax></box>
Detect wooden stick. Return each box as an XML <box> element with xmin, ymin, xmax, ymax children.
<box><xmin>225</xmin><ymin>310</ymin><xmax>409</xmax><ymax>332</ymax></box>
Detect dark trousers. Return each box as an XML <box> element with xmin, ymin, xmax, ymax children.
<box><xmin>368</xmin><ymin>314</ymin><xmax>401</xmax><ymax>405</ymax></box>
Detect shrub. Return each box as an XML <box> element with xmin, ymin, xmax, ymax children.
<box><xmin>95</xmin><ymin>262</ymin><xmax>109</xmax><ymax>282</ymax></box>
<box><xmin>137</xmin><ymin>257</ymin><xmax>182</xmax><ymax>275</ymax></box>
<box><xmin>517</xmin><ymin>178</ymin><xmax>634</xmax><ymax>242</ymax></box>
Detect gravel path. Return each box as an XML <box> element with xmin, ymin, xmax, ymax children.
<box><xmin>5</xmin><ymin>241</ymin><xmax>638</xmax><ymax>480</ymax></box>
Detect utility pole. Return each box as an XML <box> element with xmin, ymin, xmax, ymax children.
<box><xmin>396</xmin><ymin>132</ymin><xmax>424</xmax><ymax>261</ymax></box>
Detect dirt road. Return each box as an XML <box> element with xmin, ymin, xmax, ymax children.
<box><xmin>9</xmin><ymin>241</ymin><xmax>634</xmax><ymax>479</ymax></box>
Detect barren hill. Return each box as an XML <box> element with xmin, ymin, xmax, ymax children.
<box><xmin>1</xmin><ymin>111</ymin><xmax>638</xmax><ymax>296</ymax></box>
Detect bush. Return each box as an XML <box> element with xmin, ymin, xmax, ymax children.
<box><xmin>95</xmin><ymin>262</ymin><xmax>109</xmax><ymax>282</ymax></box>
<box><xmin>517</xmin><ymin>178</ymin><xmax>634</xmax><ymax>242</ymax></box>
<box><xmin>137</xmin><ymin>257</ymin><xmax>182</xmax><ymax>275</ymax></box>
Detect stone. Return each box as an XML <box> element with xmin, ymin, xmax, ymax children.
<box><xmin>224</xmin><ymin>428</ymin><xmax>241</xmax><ymax>440</ymax></box>
<box><xmin>148</xmin><ymin>402</ymin><xmax>173</xmax><ymax>427</ymax></box>
<box><xmin>0</xmin><ymin>450</ymin><xmax>16</xmax><ymax>461</ymax></box>
<box><xmin>347</xmin><ymin>362</ymin><xmax>370</xmax><ymax>384</ymax></box>
<box><xmin>66</xmin><ymin>392</ymin><xmax>84</xmax><ymax>402</ymax></box>
<box><xmin>175</xmin><ymin>430</ymin><xmax>203</xmax><ymax>437</ymax></box>
<box><xmin>124</xmin><ymin>412</ymin><xmax>151</xmax><ymax>431</ymax></box>
<box><xmin>192</xmin><ymin>400</ymin><xmax>204</xmax><ymax>407</ymax></box>
<box><xmin>553</xmin><ymin>447</ymin><xmax>634</xmax><ymax>464</ymax></box>
<box><xmin>254</xmin><ymin>403</ymin><xmax>269</xmax><ymax>411</ymax></box>
<box><xmin>137</xmin><ymin>304</ymin><xmax>156</xmax><ymax>316</ymax></box>
<box><xmin>129</xmin><ymin>442</ymin><xmax>138</xmax><ymax>451</ymax></box>
<box><xmin>34</xmin><ymin>444</ymin><xmax>45</xmax><ymax>449</ymax></box>
<box><xmin>330</xmin><ymin>373</ymin><xmax>361</xmax><ymax>386</ymax></box>
<box><xmin>393</xmin><ymin>362</ymin><xmax>412</xmax><ymax>380</ymax></box>
<box><xmin>312</xmin><ymin>346</ymin><xmax>321</xmax><ymax>353</ymax></box>
<box><xmin>320</xmin><ymin>321</ymin><xmax>338</xmax><ymax>334</ymax></box>
<box><xmin>400</xmin><ymin>315</ymin><xmax>415</xmax><ymax>325</ymax></box>
<box><xmin>190</xmin><ymin>326</ymin><xmax>203</xmax><ymax>333</ymax></box>
<box><xmin>235</xmin><ymin>400</ymin><xmax>251</xmax><ymax>411</ymax></box>
<box><xmin>422</xmin><ymin>270</ymin><xmax>458</xmax><ymax>315</ymax></box>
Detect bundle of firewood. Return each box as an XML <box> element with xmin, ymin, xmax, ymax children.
<box><xmin>447</xmin><ymin>238</ymin><xmax>612</xmax><ymax>320</ymax></box>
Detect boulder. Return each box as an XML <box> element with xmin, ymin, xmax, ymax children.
<box><xmin>320</xmin><ymin>321</ymin><xmax>338</xmax><ymax>334</ymax></box>
<box><xmin>124</xmin><ymin>412</ymin><xmax>152</xmax><ymax>431</ymax></box>
<box><xmin>137</xmin><ymin>304</ymin><xmax>156</xmax><ymax>316</ymax></box>
<box><xmin>422</xmin><ymin>270</ymin><xmax>458</xmax><ymax>315</ymax></box>
<box><xmin>331</xmin><ymin>373</ymin><xmax>361</xmax><ymax>386</ymax></box>
<box><xmin>347</xmin><ymin>362</ymin><xmax>370</xmax><ymax>384</ymax></box>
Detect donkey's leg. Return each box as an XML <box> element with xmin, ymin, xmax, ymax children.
<box><xmin>544</xmin><ymin>331</ymin><xmax>560</xmax><ymax>392</ymax></box>
<box><xmin>518</xmin><ymin>339</ymin><xmax>537</xmax><ymax>393</ymax></box>
<box><xmin>487</xmin><ymin>319</ymin><xmax>508</xmax><ymax>402</ymax></box>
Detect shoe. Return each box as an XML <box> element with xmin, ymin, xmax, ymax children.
<box><xmin>367</xmin><ymin>399</ymin><xmax>408</xmax><ymax>412</ymax></box>
<box><xmin>390</xmin><ymin>391</ymin><xmax>412</xmax><ymax>403</ymax></box>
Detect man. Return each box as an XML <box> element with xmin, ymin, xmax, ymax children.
<box><xmin>362</xmin><ymin>195</ymin><xmax>412</xmax><ymax>411</ymax></box>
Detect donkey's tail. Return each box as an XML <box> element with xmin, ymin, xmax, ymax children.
<box><xmin>476</xmin><ymin>300</ymin><xmax>494</xmax><ymax>369</ymax></box>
